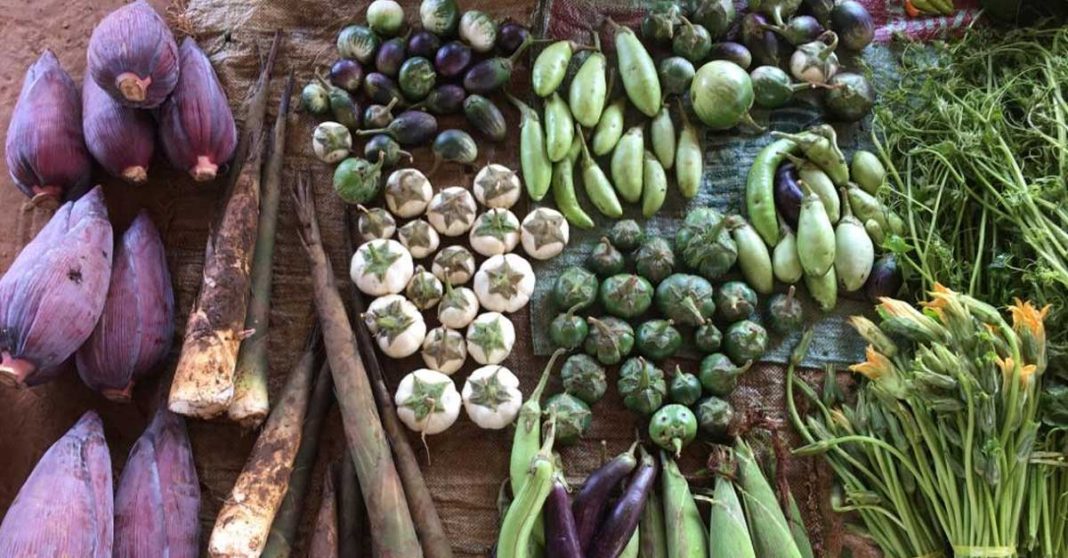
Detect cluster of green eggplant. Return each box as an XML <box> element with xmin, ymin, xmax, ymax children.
<box><xmin>520</xmin><ymin>21</ymin><xmax>703</xmax><ymax>225</ymax></box>
<box><xmin>645</xmin><ymin>0</ymin><xmax>877</xmax><ymax>129</ymax></box>
<box><xmin>300</xmin><ymin>0</ymin><xmax>532</xmax><ymax>203</ymax></box>
<box><xmin>744</xmin><ymin>124</ymin><xmax>904</xmax><ymax>312</ymax></box>
<box><xmin>544</xmin><ymin>219</ymin><xmax>808</xmax><ymax>455</ymax></box>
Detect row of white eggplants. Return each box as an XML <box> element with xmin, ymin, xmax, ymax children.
<box><xmin>352</xmin><ymin>163</ymin><xmax>571</xmax><ymax>434</ymax></box>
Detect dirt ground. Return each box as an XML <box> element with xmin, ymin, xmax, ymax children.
<box><xmin>0</xmin><ymin>0</ymin><xmax>881</xmax><ymax>556</ymax></box>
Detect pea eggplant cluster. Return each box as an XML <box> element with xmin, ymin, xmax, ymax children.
<box><xmin>745</xmin><ymin>124</ymin><xmax>904</xmax><ymax>311</ymax></box>
<box><xmin>545</xmin><ymin>219</ymin><xmax>808</xmax><ymax>456</ymax></box>
<box><xmin>302</xmin><ymin>0</ymin><xmax>530</xmax><ymax>202</ymax></box>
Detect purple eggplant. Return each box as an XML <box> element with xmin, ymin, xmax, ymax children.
<box><xmin>708</xmin><ymin>42</ymin><xmax>753</xmax><ymax>69</ymax></box>
<box><xmin>804</xmin><ymin>0</ymin><xmax>835</xmax><ymax>25</ymax></box>
<box><xmin>766</xmin><ymin>15</ymin><xmax>824</xmax><ymax>46</ymax></box>
<box><xmin>330</xmin><ymin>59</ymin><xmax>364</xmax><ymax>92</ymax></box>
<box><xmin>774</xmin><ymin>161</ymin><xmax>803</xmax><ymax>229</ymax></box>
<box><xmin>588</xmin><ymin>446</ymin><xmax>658</xmax><ymax>558</ymax></box>
<box><xmin>408</xmin><ymin>30</ymin><xmax>441</xmax><ymax>58</ymax></box>
<box><xmin>864</xmin><ymin>254</ymin><xmax>903</xmax><ymax>301</ymax></box>
<box><xmin>435</xmin><ymin>41</ymin><xmax>473</xmax><ymax>78</ymax></box>
<box><xmin>357</xmin><ymin>110</ymin><xmax>438</xmax><ymax>146</ymax></box>
<box><xmin>375</xmin><ymin>37</ymin><xmax>407</xmax><ymax>77</ymax></box>
<box><xmin>831</xmin><ymin>1</ymin><xmax>874</xmax><ymax>51</ymax></box>
<box><xmin>363</xmin><ymin>72</ymin><xmax>405</xmax><ymax>107</ymax></box>
<box><xmin>742</xmin><ymin>13</ymin><xmax>789</xmax><ymax>68</ymax></box>
<box><xmin>419</xmin><ymin>84</ymin><xmax>466</xmax><ymax>115</ymax></box>
<box><xmin>545</xmin><ymin>473</ymin><xmax>583</xmax><ymax>558</ymax></box>
<box><xmin>497</xmin><ymin>20</ymin><xmax>530</xmax><ymax>55</ymax></box>
<box><xmin>364</xmin><ymin>98</ymin><xmax>399</xmax><ymax>129</ymax></box>
<box><xmin>573</xmin><ymin>442</ymin><xmax>638</xmax><ymax>552</ymax></box>
<box><xmin>462</xmin><ymin>37</ymin><xmax>531</xmax><ymax>94</ymax></box>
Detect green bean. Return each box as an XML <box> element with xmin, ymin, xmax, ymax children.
<box><xmin>803</xmin><ymin>266</ymin><xmax>837</xmax><ymax>311</ymax></box>
<box><xmin>728</xmin><ymin>216</ymin><xmax>774</xmax><ymax>294</ymax></box>
<box><xmin>660</xmin><ymin>452</ymin><xmax>707</xmax><ymax>558</ymax></box>
<box><xmin>593</xmin><ymin>97</ymin><xmax>626</xmax><ymax>156</ymax></box>
<box><xmin>638</xmin><ymin>487</ymin><xmax>668</xmax><ymax>558</ymax></box>
<box><xmin>545</xmin><ymin>92</ymin><xmax>575</xmax><ymax>163</ymax></box>
<box><xmin>577</xmin><ymin>124</ymin><xmax>623</xmax><ymax>218</ymax></box>
<box><xmin>641</xmin><ymin>151</ymin><xmax>668</xmax><ymax>218</ymax></box>
<box><xmin>675</xmin><ymin>100</ymin><xmax>703</xmax><ymax>199</ymax></box>
<box><xmin>569</xmin><ymin>33</ymin><xmax>607</xmax><ymax>128</ymax></box>
<box><xmin>498</xmin><ymin>420</ymin><xmax>558</xmax><ymax>558</ymax></box>
<box><xmin>796</xmin><ymin>180</ymin><xmax>836</xmax><ymax>277</ymax></box>
<box><xmin>553</xmin><ymin>138</ymin><xmax>596</xmax><ymax>230</ymax></box>
<box><xmin>772</xmin><ymin>226</ymin><xmax>803</xmax><ymax>284</ymax></box>
<box><xmin>612</xmin><ymin>125</ymin><xmax>644</xmax><ymax>203</ymax></box>
<box><xmin>533</xmin><ymin>41</ymin><xmax>576</xmax><ymax>97</ymax></box>
<box><xmin>508</xmin><ymin>94</ymin><xmax>552</xmax><ymax>201</ymax></box>
<box><xmin>746</xmin><ymin>138</ymin><xmax>798</xmax><ymax>246</ymax></box>
<box><xmin>650</xmin><ymin>105</ymin><xmax>676</xmax><ymax>171</ymax></box>
<box><xmin>607</xmin><ymin>18</ymin><xmax>662</xmax><ymax>117</ymax></box>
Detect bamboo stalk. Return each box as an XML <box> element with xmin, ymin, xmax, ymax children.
<box><xmin>261</xmin><ymin>361</ymin><xmax>335</xmax><ymax>558</ymax></box>
<box><xmin>308</xmin><ymin>464</ymin><xmax>340</xmax><ymax>558</ymax></box>
<box><xmin>229</xmin><ymin>72</ymin><xmax>296</xmax><ymax>427</ymax></box>
<box><xmin>344</xmin><ymin>207</ymin><xmax>454</xmax><ymax>558</ymax></box>
<box><xmin>292</xmin><ymin>174</ymin><xmax>423</xmax><ymax>557</ymax></box>
<box><xmin>338</xmin><ymin>451</ymin><xmax>366</xmax><ymax>558</ymax></box>
<box><xmin>208</xmin><ymin>325</ymin><xmax>322</xmax><ymax>557</ymax></box>
<box><xmin>168</xmin><ymin>33</ymin><xmax>281</xmax><ymax>419</ymax></box>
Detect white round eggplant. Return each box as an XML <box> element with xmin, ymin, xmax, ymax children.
<box><xmin>473</xmin><ymin>253</ymin><xmax>535</xmax><ymax>313</ymax></box>
<box><xmin>394</xmin><ymin>368</ymin><xmax>461</xmax><ymax>435</ymax></box>
<box><xmin>385</xmin><ymin>168</ymin><xmax>433</xmax><ymax>218</ymax></box>
<box><xmin>357</xmin><ymin>205</ymin><xmax>396</xmax><ymax>242</ymax></box>
<box><xmin>469</xmin><ymin>208</ymin><xmax>520</xmax><ymax>256</ymax></box>
<box><xmin>459</xmin><ymin>10</ymin><xmax>497</xmax><ymax>53</ymax></box>
<box><xmin>426</xmin><ymin>187</ymin><xmax>477</xmax><ymax>236</ymax></box>
<box><xmin>421</xmin><ymin>326</ymin><xmax>467</xmax><ymax>375</ymax></box>
<box><xmin>312</xmin><ymin>122</ymin><xmax>352</xmax><ymax>163</ymax></box>
<box><xmin>520</xmin><ymin>207</ymin><xmax>569</xmax><ymax>260</ymax></box>
<box><xmin>406</xmin><ymin>267</ymin><xmax>444</xmax><ymax>310</ymax></box>
<box><xmin>398</xmin><ymin>219</ymin><xmax>440</xmax><ymax>259</ymax></box>
<box><xmin>363</xmin><ymin>294</ymin><xmax>427</xmax><ymax>358</ymax></box>
<box><xmin>465</xmin><ymin>311</ymin><xmax>515</xmax><ymax>365</ymax></box>
<box><xmin>350</xmin><ymin>238</ymin><xmax>414</xmax><ymax>296</ymax></box>
<box><xmin>438</xmin><ymin>284</ymin><xmax>480</xmax><ymax>329</ymax></box>
<box><xmin>432</xmin><ymin>245</ymin><xmax>476</xmax><ymax>285</ymax></box>
<box><xmin>462</xmin><ymin>365</ymin><xmax>523</xmax><ymax>429</ymax></box>
<box><xmin>472</xmin><ymin>164</ymin><xmax>522</xmax><ymax>209</ymax></box>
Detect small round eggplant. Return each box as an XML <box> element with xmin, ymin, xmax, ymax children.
<box><xmin>358</xmin><ymin>110</ymin><xmax>438</xmax><ymax>146</ymax></box>
<box><xmin>462</xmin><ymin>38</ymin><xmax>531</xmax><ymax>94</ymax></box>
<box><xmin>672</xmin><ymin>17</ymin><xmax>712</xmax><ymax>63</ymax></box>
<box><xmin>831</xmin><ymin>1</ymin><xmax>874</xmax><ymax>51</ymax></box>
<box><xmin>742</xmin><ymin>13</ymin><xmax>789</xmax><ymax>68</ymax></box>
<box><xmin>363</xmin><ymin>98</ymin><xmax>398</xmax><ymax>129</ymax></box>
<box><xmin>367</xmin><ymin>0</ymin><xmax>405</xmax><ymax>37</ymax></box>
<box><xmin>337</xmin><ymin>25</ymin><xmax>380</xmax><ymax>64</ymax></box>
<box><xmin>330</xmin><ymin>59</ymin><xmax>364</xmax><ymax>93</ymax></box>
<box><xmin>435</xmin><ymin>41</ymin><xmax>473</xmax><ymax>78</ymax></box>
<box><xmin>751</xmin><ymin>65</ymin><xmax>809</xmax><ymax>108</ymax></box>
<box><xmin>363</xmin><ymin>72</ymin><xmax>405</xmax><ymax>107</ymax></box>
<box><xmin>375</xmin><ymin>37</ymin><xmax>407</xmax><ymax>77</ymax></box>
<box><xmin>708</xmin><ymin>42</ymin><xmax>752</xmax><ymax>69</ymax></box>
<box><xmin>497</xmin><ymin>20</ymin><xmax>530</xmax><ymax>55</ymax></box>
<box><xmin>824</xmin><ymin>72</ymin><xmax>875</xmax><ymax>122</ymax></box>
<box><xmin>408</xmin><ymin>30</ymin><xmax>441</xmax><ymax>58</ymax></box>
<box><xmin>301</xmin><ymin>82</ymin><xmax>330</xmax><ymax>115</ymax></box>
<box><xmin>399</xmin><ymin>56</ymin><xmax>437</xmax><ymax>101</ymax></box>
<box><xmin>864</xmin><ymin>254</ymin><xmax>902</xmax><ymax>302</ymax></box>
<box><xmin>766</xmin><ymin>15</ymin><xmax>824</xmax><ymax>46</ymax></box>
<box><xmin>774</xmin><ymin>161</ymin><xmax>803</xmax><ymax>229</ymax></box>
<box><xmin>658</xmin><ymin>56</ymin><xmax>696</xmax><ymax>96</ymax></box>
<box><xmin>419</xmin><ymin>84</ymin><xmax>466</xmax><ymax>115</ymax></box>
<box><xmin>317</xmin><ymin>76</ymin><xmax>361</xmax><ymax>130</ymax></box>
<box><xmin>462</xmin><ymin>94</ymin><xmax>506</xmax><ymax>142</ymax></box>
<box><xmin>431</xmin><ymin>129</ymin><xmax>478</xmax><ymax>171</ymax></box>
<box><xmin>365</xmin><ymin>134</ymin><xmax>413</xmax><ymax>167</ymax></box>
<box><xmin>692</xmin><ymin>0</ymin><xmax>735</xmax><ymax>39</ymax></box>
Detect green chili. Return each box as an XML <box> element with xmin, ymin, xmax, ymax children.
<box><xmin>510</xmin><ymin>349</ymin><xmax>565</xmax><ymax>496</ymax></box>
<box><xmin>746</xmin><ymin>137</ymin><xmax>798</xmax><ymax>247</ymax></box>
<box><xmin>498</xmin><ymin>419</ymin><xmax>558</xmax><ymax>558</ymax></box>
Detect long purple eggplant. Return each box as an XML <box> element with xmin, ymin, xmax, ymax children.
<box><xmin>545</xmin><ymin>472</ymin><xmax>582</xmax><ymax>558</ymax></box>
<box><xmin>573</xmin><ymin>441</ymin><xmax>638</xmax><ymax>552</ymax></box>
<box><xmin>588</xmin><ymin>446</ymin><xmax>658</xmax><ymax>558</ymax></box>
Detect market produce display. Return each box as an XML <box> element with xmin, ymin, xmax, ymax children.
<box><xmin>5</xmin><ymin>0</ymin><xmax>1068</xmax><ymax>557</ymax></box>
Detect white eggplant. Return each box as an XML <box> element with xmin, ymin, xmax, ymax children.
<box><xmin>394</xmin><ymin>369</ymin><xmax>461</xmax><ymax>434</ymax></box>
<box><xmin>357</xmin><ymin>205</ymin><xmax>396</xmax><ymax>242</ymax></box>
<box><xmin>421</xmin><ymin>326</ymin><xmax>467</xmax><ymax>375</ymax></box>
<box><xmin>465</xmin><ymin>311</ymin><xmax>515</xmax><ymax>365</ymax></box>
<box><xmin>398</xmin><ymin>219</ymin><xmax>440</xmax><ymax>259</ymax></box>
<box><xmin>427</xmin><ymin>186</ymin><xmax>477</xmax><ymax>236</ymax></box>
<box><xmin>520</xmin><ymin>207</ymin><xmax>569</xmax><ymax>260</ymax></box>
<box><xmin>350</xmin><ymin>238</ymin><xmax>414</xmax><ymax>295</ymax></box>
<box><xmin>384</xmin><ymin>168</ymin><xmax>433</xmax><ymax>217</ymax></box>
<box><xmin>469</xmin><ymin>208</ymin><xmax>520</xmax><ymax>256</ymax></box>
<box><xmin>473</xmin><ymin>253</ymin><xmax>535</xmax><ymax>313</ymax></box>
<box><xmin>472</xmin><ymin>164</ymin><xmax>522</xmax><ymax>209</ymax></box>
<box><xmin>459</xmin><ymin>10</ymin><xmax>497</xmax><ymax>53</ymax></box>
<box><xmin>437</xmin><ymin>284</ymin><xmax>480</xmax><ymax>329</ymax></box>
<box><xmin>406</xmin><ymin>266</ymin><xmax>444</xmax><ymax>309</ymax></box>
<box><xmin>462</xmin><ymin>365</ymin><xmax>522</xmax><ymax>429</ymax></box>
<box><xmin>432</xmin><ymin>245</ymin><xmax>476</xmax><ymax>285</ymax></box>
<box><xmin>363</xmin><ymin>294</ymin><xmax>427</xmax><ymax>358</ymax></box>
<box><xmin>312</xmin><ymin>122</ymin><xmax>352</xmax><ymax>163</ymax></box>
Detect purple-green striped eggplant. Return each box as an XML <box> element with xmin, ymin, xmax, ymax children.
<box><xmin>0</xmin><ymin>186</ymin><xmax>113</xmax><ymax>387</ymax></box>
<box><xmin>0</xmin><ymin>411</ymin><xmax>113</xmax><ymax>557</ymax></box>
<box><xmin>76</xmin><ymin>211</ymin><xmax>174</xmax><ymax>401</ymax></box>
